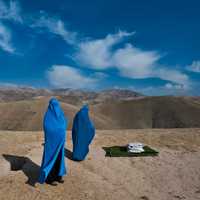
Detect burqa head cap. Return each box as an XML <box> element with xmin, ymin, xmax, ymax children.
<box><xmin>49</xmin><ymin>98</ymin><xmax>62</xmax><ymax>118</ymax></box>
<box><xmin>49</xmin><ymin>98</ymin><xmax>60</xmax><ymax>106</ymax></box>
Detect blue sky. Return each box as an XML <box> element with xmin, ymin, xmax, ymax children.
<box><xmin>0</xmin><ymin>0</ymin><xmax>200</xmax><ymax>95</ymax></box>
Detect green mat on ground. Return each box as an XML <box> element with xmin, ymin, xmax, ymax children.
<box><xmin>103</xmin><ymin>146</ymin><xmax>159</xmax><ymax>157</ymax></box>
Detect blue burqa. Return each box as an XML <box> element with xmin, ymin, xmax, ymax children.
<box><xmin>38</xmin><ymin>98</ymin><xmax>67</xmax><ymax>184</ymax></box>
<box><xmin>72</xmin><ymin>105</ymin><xmax>95</xmax><ymax>161</ymax></box>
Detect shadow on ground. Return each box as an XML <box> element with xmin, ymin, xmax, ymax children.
<box><xmin>2</xmin><ymin>154</ymin><xmax>40</xmax><ymax>187</ymax></box>
<box><xmin>64</xmin><ymin>148</ymin><xmax>73</xmax><ymax>160</ymax></box>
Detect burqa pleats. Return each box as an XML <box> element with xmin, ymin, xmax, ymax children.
<box><xmin>72</xmin><ymin>105</ymin><xmax>95</xmax><ymax>161</ymax></box>
<box><xmin>38</xmin><ymin>98</ymin><xmax>67</xmax><ymax>184</ymax></box>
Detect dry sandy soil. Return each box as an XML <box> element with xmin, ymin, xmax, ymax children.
<box><xmin>0</xmin><ymin>129</ymin><xmax>200</xmax><ymax>200</ymax></box>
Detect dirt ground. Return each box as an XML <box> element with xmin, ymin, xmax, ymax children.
<box><xmin>0</xmin><ymin>129</ymin><xmax>200</xmax><ymax>200</ymax></box>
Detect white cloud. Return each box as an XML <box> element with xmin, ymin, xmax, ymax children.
<box><xmin>109</xmin><ymin>83</ymin><xmax>191</xmax><ymax>96</ymax></box>
<box><xmin>165</xmin><ymin>83</ymin><xmax>185</xmax><ymax>90</ymax></box>
<box><xmin>47</xmin><ymin>65</ymin><xmax>102</xmax><ymax>89</ymax></box>
<box><xmin>154</xmin><ymin>68</ymin><xmax>189</xmax><ymax>88</ymax></box>
<box><xmin>186</xmin><ymin>60</ymin><xmax>200</xmax><ymax>73</ymax></box>
<box><xmin>0</xmin><ymin>0</ymin><xmax>22</xmax><ymax>23</ymax></box>
<box><xmin>138</xmin><ymin>84</ymin><xmax>190</xmax><ymax>96</ymax></box>
<box><xmin>30</xmin><ymin>14</ymin><xmax>191</xmax><ymax>88</ymax></box>
<box><xmin>75</xmin><ymin>31</ymin><xmax>135</xmax><ymax>69</ymax></box>
<box><xmin>32</xmin><ymin>14</ymin><xmax>77</xmax><ymax>45</ymax></box>
<box><xmin>29</xmin><ymin>12</ymin><xmax>191</xmax><ymax>89</ymax></box>
<box><xmin>113</xmin><ymin>44</ymin><xmax>160</xmax><ymax>78</ymax></box>
<box><xmin>75</xmin><ymin>31</ymin><xmax>190</xmax><ymax>87</ymax></box>
<box><xmin>0</xmin><ymin>23</ymin><xmax>14</xmax><ymax>53</ymax></box>
<box><xmin>0</xmin><ymin>1</ymin><xmax>22</xmax><ymax>53</ymax></box>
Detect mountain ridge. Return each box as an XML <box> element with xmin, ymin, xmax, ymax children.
<box><xmin>0</xmin><ymin>87</ymin><xmax>143</xmax><ymax>105</ymax></box>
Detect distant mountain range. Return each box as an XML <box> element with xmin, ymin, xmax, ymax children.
<box><xmin>0</xmin><ymin>86</ymin><xmax>200</xmax><ymax>130</ymax></box>
<box><xmin>0</xmin><ymin>87</ymin><xmax>142</xmax><ymax>105</ymax></box>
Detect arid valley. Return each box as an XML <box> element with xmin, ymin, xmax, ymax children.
<box><xmin>0</xmin><ymin>129</ymin><xmax>200</xmax><ymax>200</ymax></box>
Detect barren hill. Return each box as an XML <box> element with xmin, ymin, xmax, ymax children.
<box><xmin>0</xmin><ymin>93</ymin><xmax>200</xmax><ymax>130</ymax></box>
<box><xmin>92</xmin><ymin>96</ymin><xmax>200</xmax><ymax>129</ymax></box>
<box><xmin>0</xmin><ymin>97</ymin><xmax>116</xmax><ymax>131</ymax></box>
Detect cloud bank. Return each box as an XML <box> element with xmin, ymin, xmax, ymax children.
<box><xmin>31</xmin><ymin>15</ymin><xmax>189</xmax><ymax>89</ymax></box>
<box><xmin>47</xmin><ymin>65</ymin><xmax>102</xmax><ymax>89</ymax></box>
<box><xmin>75</xmin><ymin>31</ymin><xmax>190</xmax><ymax>88</ymax></box>
<box><xmin>0</xmin><ymin>1</ymin><xmax>196</xmax><ymax>94</ymax></box>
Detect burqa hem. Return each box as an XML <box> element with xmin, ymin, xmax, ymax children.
<box><xmin>38</xmin><ymin>142</ymin><xmax>66</xmax><ymax>184</ymax></box>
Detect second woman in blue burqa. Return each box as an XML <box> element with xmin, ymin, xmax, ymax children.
<box><xmin>38</xmin><ymin>98</ymin><xmax>67</xmax><ymax>184</ymax></box>
<box><xmin>72</xmin><ymin>105</ymin><xmax>95</xmax><ymax>161</ymax></box>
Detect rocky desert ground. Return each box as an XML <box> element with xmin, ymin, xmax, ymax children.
<box><xmin>0</xmin><ymin>128</ymin><xmax>200</xmax><ymax>200</ymax></box>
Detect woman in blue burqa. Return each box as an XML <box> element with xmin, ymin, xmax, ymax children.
<box><xmin>38</xmin><ymin>98</ymin><xmax>67</xmax><ymax>184</ymax></box>
<box><xmin>72</xmin><ymin>105</ymin><xmax>95</xmax><ymax>161</ymax></box>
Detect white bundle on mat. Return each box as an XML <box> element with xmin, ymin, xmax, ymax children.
<box><xmin>127</xmin><ymin>143</ymin><xmax>144</xmax><ymax>153</ymax></box>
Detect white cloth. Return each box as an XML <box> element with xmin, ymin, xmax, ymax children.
<box><xmin>127</xmin><ymin>143</ymin><xmax>144</xmax><ymax>153</ymax></box>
